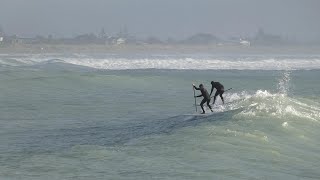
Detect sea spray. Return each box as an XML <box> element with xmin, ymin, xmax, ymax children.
<box><xmin>277</xmin><ymin>70</ymin><xmax>291</xmax><ymax>95</ymax></box>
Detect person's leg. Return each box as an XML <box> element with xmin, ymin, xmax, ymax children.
<box><xmin>213</xmin><ymin>91</ymin><xmax>219</xmax><ymax>105</ymax></box>
<box><xmin>206</xmin><ymin>99</ymin><xmax>213</xmax><ymax>112</ymax></box>
<box><xmin>200</xmin><ymin>98</ymin><xmax>206</xmax><ymax>114</ymax></box>
<box><xmin>219</xmin><ymin>91</ymin><xmax>225</xmax><ymax>104</ymax></box>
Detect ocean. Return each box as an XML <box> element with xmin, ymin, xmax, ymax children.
<box><xmin>0</xmin><ymin>53</ymin><xmax>320</xmax><ymax>179</ymax></box>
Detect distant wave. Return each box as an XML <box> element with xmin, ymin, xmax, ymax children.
<box><xmin>1</xmin><ymin>54</ymin><xmax>320</xmax><ymax>70</ymax></box>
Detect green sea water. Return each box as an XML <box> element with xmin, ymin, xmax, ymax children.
<box><xmin>0</xmin><ymin>54</ymin><xmax>320</xmax><ymax>179</ymax></box>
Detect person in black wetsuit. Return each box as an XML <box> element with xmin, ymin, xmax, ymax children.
<box><xmin>193</xmin><ymin>84</ymin><xmax>213</xmax><ymax>114</ymax></box>
<box><xmin>210</xmin><ymin>81</ymin><xmax>225</xmax><ymax>105</ymax></box>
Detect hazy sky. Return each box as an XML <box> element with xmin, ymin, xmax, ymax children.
<box><xmin>1</xmin><ymin>0</ymin><xmax>319</xmax><ymax>41</ymax></box>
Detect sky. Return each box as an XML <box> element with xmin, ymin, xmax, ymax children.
<box><xmin>0</xmin><ymin>0</ymin><xmax>320</xmax><ymax>42</ymax></box>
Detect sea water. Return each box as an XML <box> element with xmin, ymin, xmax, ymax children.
<box><xmin>0</xmin><ymin>53</ymin><xmax>319</xmax><ymax>179</ymax></box>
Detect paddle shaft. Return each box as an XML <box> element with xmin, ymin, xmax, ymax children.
<box><xmin>210</xmin><ymin>88</ymin><xmax>232</xmax><ymax>98</ymax></box>
<box><xmin>193</xmin><ymin>87</ymin><xmax>197</xmax><ymax>112</ymax></box>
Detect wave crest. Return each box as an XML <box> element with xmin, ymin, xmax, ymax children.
<box><xmin>221</xmin><ymin>90</ymin><xmax>320</xmax><ymax>121</ymax></box>
<box><xmin>1</xmin><ymin>54</ymin><xmax>320</xmax><ymax>70</ymax></box>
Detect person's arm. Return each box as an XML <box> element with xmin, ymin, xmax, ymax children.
<box><xmin>210</xmin><ymin>85</ymin><xmax>214</xmax><ymax>96</ymax></box>
<box><xmin>195</xmin><ymin>94</ymin><xmax>203</xmax><ymax>98</ymax></box>
<box><xmin>193</xmin><ymin>84</ymin><xmax>200</xmax><ymax>90</ymax></box>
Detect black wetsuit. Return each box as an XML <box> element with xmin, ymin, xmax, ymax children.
<box><xmin>210</xmin><ymin>82</ymin><xmax>225</xmax><ymax>105</ymax></box>
<box><xmin>194</xmin><ymin>86</ymin><xmax>213</xmax><ymax>113</ymax></box>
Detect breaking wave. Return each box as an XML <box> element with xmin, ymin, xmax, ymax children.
<box><xmin>1</xmin><ymin>54</ymin><xmax>320</xmax><ymax>70</ymax></box>
<box><xmin>222</xmin><ymin>90</ymin><xmax>320</xmax><ymax>121</ymax></box>
<box><xmin>211</xmin><ymin>71</ymin><xmax>320</xmax><ymax>122</ymax></box>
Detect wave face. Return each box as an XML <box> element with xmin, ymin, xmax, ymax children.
<box><xmin>1</xmin><ymin>54</ymin><xmax>320</xmax><ymax>70</ymax></box>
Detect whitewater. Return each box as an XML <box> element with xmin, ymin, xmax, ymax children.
<box><xmin>1</xmin><ymin>53</ymin><xmax>320</xmax><ymax>70</ymax></box>
<box><xmin>0</xmin><ymin>53</ymin><xmax>319</xmax><ymax>179</ymax></box>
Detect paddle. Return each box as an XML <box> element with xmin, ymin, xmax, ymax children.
<box><xmin>225</xmin><ymin>88</ymin><xmax>233</xmax><ymax>92</ymax></box>
<box><xmin>193</xmin><ymin>85</ymin><xmax>197</xmax><ymax>112</ymax></box>
<box><xmin>210</xmin><ymin>88</ymin><xmax>232</xmax><ymax>98</ymax></box>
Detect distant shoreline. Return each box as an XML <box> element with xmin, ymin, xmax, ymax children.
<box><xmin>1</xmin><ymin>44</ymin><xmax>320</xmax><ymax>55</ymax></box>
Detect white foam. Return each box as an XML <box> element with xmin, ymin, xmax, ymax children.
<box><xmin>227</xmin><ymin>89</ymin><xmax>320</xmax><ymax>121</ymax></box>
<box><xmin>1</xmin><ymin>54</ymin><xmax>320</xmax><ymax>70</ymax></box>
<box><xmin>64</xmin><ymin>58</ymin><xmax>320</xmax><ymax>70</ymax></box>
<box><xmin>222</xmin><ymin>71</ymin><xmax>319</xmax><ymax>121</ymax></box>
<box><xmin>282</xmin><ymin>122</ymin><xmax>288</xmax><ymax>127</ymax></box>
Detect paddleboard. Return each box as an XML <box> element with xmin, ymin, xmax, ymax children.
<box><xmin>184</xmin><ymin>112</ymin><xmax>216</xmax><ymax>117</ymax></box>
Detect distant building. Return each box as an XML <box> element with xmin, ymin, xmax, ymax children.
<box><xmin>240</xmin><ymin>39</ymin><xmax>250</xmax><ymax>46</ymax></box>
<box><xmin>99</xmin><ymin>28</ymin><xmax>107</xmax><ymax>39</ymax></box>
<box><xmin>116</xmin><ymin>38</ymin><xmax>126</xmax><ymax>45</ymax></box>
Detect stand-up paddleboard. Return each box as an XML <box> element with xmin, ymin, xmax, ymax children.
<box><xmin>183</xmin><ymin>112</ymin><xmax>216</xmax><ymax>117</ymax></box>
<box><xmin>188</xmin><ymin>102</ymin><xmax>233</xmax><ymax>116</ymax></box>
